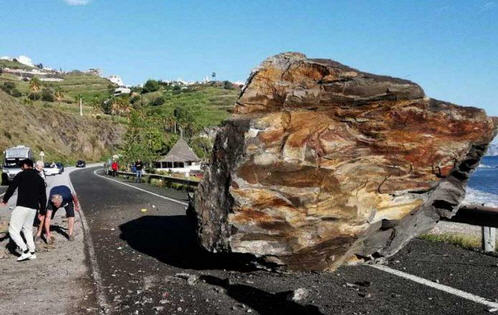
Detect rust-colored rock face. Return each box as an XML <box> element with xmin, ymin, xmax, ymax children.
<box><xmin>195</xmin><ymin>53</ymin><xmax>496</xmax><ymax>271</ymax></box>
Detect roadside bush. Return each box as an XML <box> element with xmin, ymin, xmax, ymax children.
<box><xmin>28</xmin><ymin>92</ymin><xmax>41</xmax><ymax>100</ymax></box>
<box><xmin>41</xmin><ymin>88</ymin><xmax>55</xmax><ymax>102</ymax></box>
<box><xmin>151</xmin><ymin>96</ymin><xmax>165</xmax><ymax>106</ymax></box>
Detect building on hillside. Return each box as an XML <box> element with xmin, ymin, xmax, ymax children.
<box><xmin>114</xmin><ymin>87</ymin><xmax>131</xmax><ymax>96</ymax></box>
<box><xmin>16</xmin><ymin>56</ymin><xmax>34</xmax><ymax>67</ymax></box>
<box><xmin>108</xmin><ymin>75</ymin><xmax>124</xmax><ymax>86</ymax></box>
<box><xmin>87</xmin><ymin>68</ymin><xmax>102</xmax><ymax>76</ymax></box>
<box><xmin>153</xmin><ymin>138</ymin><xmax>201</xmax><ymax>176</ymax></box>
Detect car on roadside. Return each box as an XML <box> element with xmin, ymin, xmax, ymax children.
<box><xmin>76</xmin><ymin>160</ymin><xmax>86</xmax><ymax>168</ymax></box>
<box><xmin>56</xmin><ymin>162</ymin><xmax>64</xmax><ymax>174</ymax></box>
<box><xmin>44</xmin><ymin>163</ymin><xmax>60</xmax><ymax>176</ymax></box>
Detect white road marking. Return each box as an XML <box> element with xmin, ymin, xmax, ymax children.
<box><xmin>93</xmin><ymin>169</ymin><xmax>188</xmax><ymax>206</ymax></box>
<box><xmin>370</xmin><ymin>264</ymin><xmax>498</xmax><ymax>310</ymax></box>
<box><xmin>0</xmin><ymin>192</ymin><xmax>5</xmax><ymax>198</ymax></box>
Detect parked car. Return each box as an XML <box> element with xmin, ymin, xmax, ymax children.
<box><xmin>56</xmin><ymin>162</ymin><xmax>64</xmax><ymax>174</ymax></box>
<box><xmin>44</xmin><ymin>162</ymin><xmax>60</xmax><ymax>176</ymax></box>
<box><xmin>76</xmin><ymin>160</ymin><xmax>86</xmax><ymax>168</ymax></box>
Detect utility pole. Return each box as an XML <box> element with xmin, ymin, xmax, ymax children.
<box><xmin>79</xmin><ymin>97</ymin><xmax>83</xmax><ymax>116</ymax></box>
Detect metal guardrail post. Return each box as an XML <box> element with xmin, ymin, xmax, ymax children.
<box><xmin>482</xmin><ymin>227</ymin><xmax>496</xmax><ymax>252</ymax></box>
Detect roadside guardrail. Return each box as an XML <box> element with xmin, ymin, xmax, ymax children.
<box><xmin>444</xmin><ymin>204</ymin><xmax>497</xmax><ymax>252</ymax></box>
<box><xmin>113</xmin><ymin>170</ymin><xmax>199</xmax><ymax>189</ymax></box>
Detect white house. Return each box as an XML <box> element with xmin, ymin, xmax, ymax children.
<box><xmin>108</xmin><ymin>75</ymin><xmax>124</xmax><ymax>86</ymax></box>
<box><xmin>153</xmin><ymin>138</ymin><xmax>201</xmax><ymax>176</ymax></box>
<box><xmin>114</xmin><ymin>87</ymin><xmax>131</xmax><ymax>96</ymax></box>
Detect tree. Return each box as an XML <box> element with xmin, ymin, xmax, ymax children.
<box><xmin>190</xmin><ymin>136</ymin><xmax>213</xmax><ymax>159</ymax></box>
<box><xmin>121</xmin><ymin>110</ymin><xmax>166</xmax><ymax>164</ymax></box>
<box><xmin>142</xmin><ymin>79</ymin><xmax>160</xmax><ymax>93</ymax></box>
<box><xmin>29</xmin><ymin>77</ymin><xmax>41</xmax><ymax>92</ymax></box>
<box><xmin>211</xmin><ymin>72</ymin><xmax>216</xmax><ymax>80</ymax></box>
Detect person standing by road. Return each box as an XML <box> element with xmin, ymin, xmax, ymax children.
<box><xmin>35</xmin><ymin>160</ymin><xmax>46</xmax><ymax>182</ymax></box>
<box><xmin>44</xmin><ymin>185</ymin><xmax>80</xmax><ymax>242</ymax></box>
<box><xmin>1</xmin><ymin>159</ymin><xmax>46</xmax><ymax>261</ymax></box>
<box><xmin>135</xmin><ymin>159</ymin><xmax>143</xmax><ymax>183</ymax></box>
<box><xmin>111</xmin><ymin>160</ymin><xmax>119</xmax><ymax>177</ymax></box>
<box><xmin>34</xmin><ymin>160</ymin><xmax>47</xmax><ymax>242</ymax></box>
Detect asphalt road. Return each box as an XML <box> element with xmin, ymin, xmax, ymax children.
<box><xmin>71</xmin><ymin>167</ymin><xmax>498</xmax><ymax>315</ymax></box>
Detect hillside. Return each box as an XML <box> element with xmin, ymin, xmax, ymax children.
<box><xmin>0</xmin><ymin>59</ymin><xmax>241</xmax><ymax>163</ymax></box>
<box><xmin>142</xmin><ymin>83</ymin><xmax>239</xmax><ymax>127</ymax></box>
<box><xmin>0</xmin><ymin>90</ymin><xmax>124</xmax><ymax>163</ymax></box>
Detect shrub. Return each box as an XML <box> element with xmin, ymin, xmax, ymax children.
<box><xmin>41</xmin><ymin>88</ymin><xmax>55</xmax><ymax>102</ymax></box>
<box><xmin>223</xmin><ymin>80</ymin><xmax>234</xmax><ymax>90</ymax></box>
<box><xmin>142</xmin><ymin>79</ymin><xmax>160</xmax><ymax>93</ymax></box>
<box><xmin>151</xmin><ymin>96</ymin><xmax>165</xmax><ymax>106</ymax></box>
<box><xmin>10</xmin><ymin>88</ymin><xmax>22</xmax><ymax>97</ymax></box>
<box><xmin>3</xmin><ymin>82</ymin><xmax>15</xmax><ymax>90</ymax></box>
<box><xmin>130</xmin><ymin>95</ymin><xmax>141</xmax><ymax>104</ymax></box>
<box><xmin>28</xmin><ymin>92</ymin><xmax>41</xmax><ymax>100</ymax></box>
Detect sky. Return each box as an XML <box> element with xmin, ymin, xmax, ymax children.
<box><xmin>0</xmin><ymin>0</ymin><xmax>497</xmax><ymax>116</ymax></box>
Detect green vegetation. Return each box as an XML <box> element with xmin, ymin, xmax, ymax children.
<box><xmin>119</xmin><ymin>82</ymin><xmax>239</xmax><ymax>163</ymax></box>
<box><xmin>0</xmin><ymin>89</ymin><xmax>124</xmax><ymax>164</ymax></box>
<box><xmin>142</xmin><ymin>79</ymin><xmax>160</xmax><ymax>93</ymax></box>
<box><xmin>0</xmin><ymin>59</ymin><xmax>34</xmax><ymax>70</ymax></box>
<box><xmin>0</xmin><ymin>58</ymin><xmax>241</xmax><ymax>165</ymax></box>
<box><xmin>419</xmin><ymin>233</ymin><xmax>497</xmax><ymax>252</ymax></box>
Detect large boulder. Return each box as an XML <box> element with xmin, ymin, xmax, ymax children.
<box><xmin>194</xmin><ymin>52</ymin><xmax>497</xmax><ymax>271</ymax></box>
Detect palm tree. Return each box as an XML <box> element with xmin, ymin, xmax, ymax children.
<box><xmin>29</xmin><ymin>77</ymin><xmax>41</xmax><ymax>92</ymax></box>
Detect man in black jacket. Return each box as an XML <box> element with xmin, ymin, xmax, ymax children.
<box><xmin>1</xmin><ymin>159</ymin><xmax>47</xmax><ymax>261</ymax></box>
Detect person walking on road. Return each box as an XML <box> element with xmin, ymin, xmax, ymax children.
<box><xmin>1</xmin><ymin>159</ymin><xmax>47</xmax><ymax>261</ymax></box>
<box><xmin>135</xmin><ymin>159</ymin><xmax>143</xmax><ymax>183</ymax></box>
<box><xmin>111</xmin><ymin>160</ymin><xmax>119</xmax><ymax>177</ymax></box>
<box><xmin>44</xmin><ymin>185</ymin><xmax>80</xmax><ymax>242</ymax></box>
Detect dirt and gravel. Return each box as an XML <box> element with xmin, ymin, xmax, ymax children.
<box><xmin>0</xmin><ymin>167</ymin><xmax>96</xmax><ymax>314</ymax></box>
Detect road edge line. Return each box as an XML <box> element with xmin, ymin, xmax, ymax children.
<box><xmin>70</xmin><ymin>168</ymin><xmax>110</xmax><ymax>313</ymax></box>
<box><xmin>369</xmin><ymin>264</ymin><xmax>498</xmax><ymax>310</ymax></box>
<box><xmin>93</xmin><ymin>169</ymin><xmax>188</xmax><ymax>206</ymax></box>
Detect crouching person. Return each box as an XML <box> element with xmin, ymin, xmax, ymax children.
<box><xmin>1</xmin><ymin>159</ymin><xmax>46</xmax><ymax>261</ymax></box>
<box><xmin>44</xmin><ymin>185</ymin><xmax>80</xmax><ymax>242</ymax></box>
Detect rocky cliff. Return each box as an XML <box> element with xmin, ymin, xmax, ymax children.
<box><xmin>195</xmin><ymin>53</ymin><xmax>497</xmax><ymax>271</ymax></box>
<box><xmin>0</xmin><ymin>90</ymin><xmax>124</xmax><ymax>162</ymax></box>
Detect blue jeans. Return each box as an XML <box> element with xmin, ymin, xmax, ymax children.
<box><xmin>136</xmin><ymin>170</ymin><xmax>142</xmax><ymax>183</ymax></box>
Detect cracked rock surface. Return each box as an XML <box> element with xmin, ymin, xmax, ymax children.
<box><xmin>195</xmin><ymin>52</ymin><xmax>497</xmax><ymax>271</ymax></box>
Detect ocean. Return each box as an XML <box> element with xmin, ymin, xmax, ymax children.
<box><xmin>464</xmin><ymin>156</ymin><xmax>498</xmax><ymax>207</ymax></box>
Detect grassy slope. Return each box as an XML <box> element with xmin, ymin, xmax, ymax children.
<box><xmin>0</xmin><ymin>90</ymin><xmax>124</xmax><ymax>164</ymax></box>
<box><xmin>145</xmin><ymin>84</ymin><xmax>239</xmax><ymax>128</ymax></box>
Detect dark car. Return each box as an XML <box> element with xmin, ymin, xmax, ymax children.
<box><xmin>56</xmin><ymin>162</ymin><xmax>64</xmax><ymax>174</ymax></box>
<box><xmin>76</xmin><ymin>160</ymin><xmax>86</xmax><ymax>168</ymax></box>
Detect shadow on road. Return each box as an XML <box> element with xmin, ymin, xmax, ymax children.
<box><xmin>119</xmin><ymin>215</ymin><xmax>257</xmax><ymax>271</ymax></box>
<box><xmin>201</xmin><ymin>275</ymin><xmax>323</xmax><ymax>315</ymax></box>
